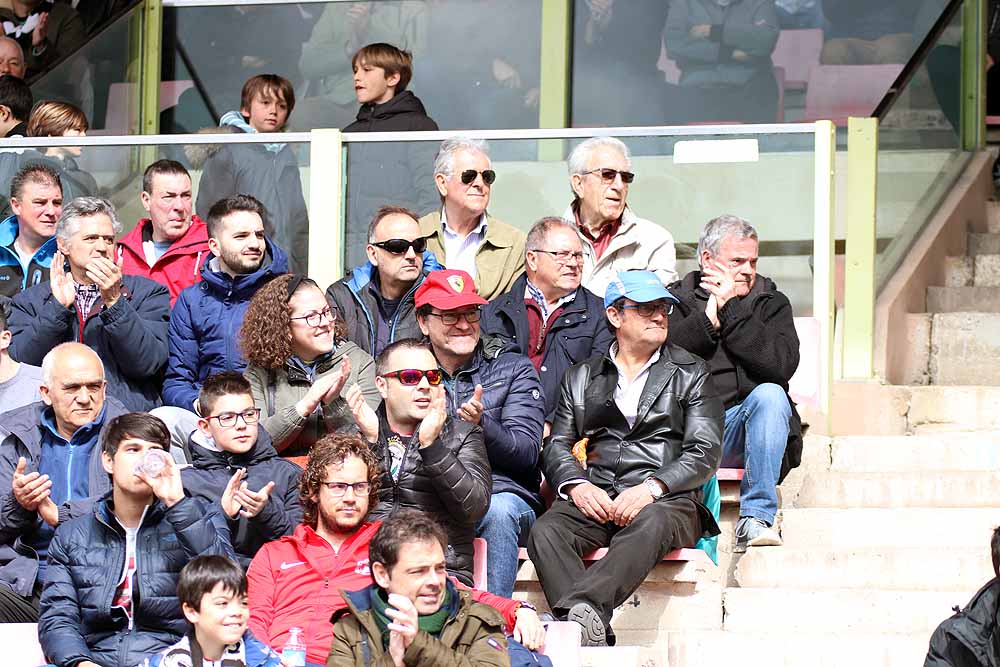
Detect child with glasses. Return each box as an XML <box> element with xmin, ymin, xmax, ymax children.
<box><xmin>180</xmin><ymin>371</ymin><xmax>304</xmax><ymax>568</ymax></box>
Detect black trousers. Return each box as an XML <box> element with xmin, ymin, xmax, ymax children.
<box><xmin>0</xmin><ymin>582</ymin><xmax>40</xmax><ymax>623</ymax></box>
<box><xmin>526</xmin><ymin>497</ymin><xmax>702</xmax><ymax>628</ymax></box>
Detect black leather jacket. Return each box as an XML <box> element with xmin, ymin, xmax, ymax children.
<box><xmin>543</xmin><ymin>343</ymin><xmax>723</xmax><ymax>538</ymax></box>
<box><xmin>368</xmin><ymin>407</ymin><xmax>491</xmax><ymax>586</ymax></box>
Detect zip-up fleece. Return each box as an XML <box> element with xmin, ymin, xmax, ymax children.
<box><xmin>0</xmin><ymin>214</ymin><xmax>57</xmax><ymax>298</ymax></box>
<box><xmin>117</xmin><ymin>216</ymin><xmax>210</xmax><ymax>306</ymax></box>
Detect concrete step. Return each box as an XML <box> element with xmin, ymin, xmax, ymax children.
<box><xmin>734</xmin><ymin>547</ymin><xmax>994</xmax><ymax>591</ymax></box>
<box><xmin>723</xmin><ymin>588</ymin><xmax>970</xmax><ymax>634</ymax></box>
<box><xmin>580</xmin><ymin>646</ymin><xmax>663</xmax><ymax>667</ymax></box>
<box><xmin>665</xmin><ymin>631</ymin><xmax>931</xmax><ymax>667</ymax></box>
<box><xmin>969</xmin><ymin>232</ymin><xmax>1000</xmax><ymax>256</ymax></box>
<box><xmin>779</xmin><ymin>508</ymin><xmax>1000</xmax><ymax>549</ymax></box>
<box><xmin>926</xmin><ymin>286</ymin><xmax>1000</xmax><ymax>313</ymax></box>
<box><xmin>928</xmin><ymin>313</ymin><xmax>1000</xmax><ymax>384</ymax></box>
<box><xmin>830</xmin><ymin>432</ymin><xmax>1000</xmax><ymax>472</ymax></box>
<box><xmin>907</xmin><ymin>385</ymin><xmax>1000</xmax><ymax>431</ymax></box>
<box><xmin>794</xmin><ymin>471</ymin><xmax>1000</xmax><ymax>508</ymax></box>
<box><xmin>943</xmin><ymin>254</ymin><xmax>1000</xmax><ymax>287</ymax></box>
<box><xmin>987</xmin><ymin>200</ymin><xmax>1000</xmax><ymax>233</ymax></box>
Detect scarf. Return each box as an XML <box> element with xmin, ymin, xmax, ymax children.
<box><xmin>152</xmin><ymin>630</ymin><xmax>250</xmax><ymax>667</ymax></box>
<box><xmin>219</xmin><ymin>110</ymin><xmax>285</xmax><ymax>153</ymax></box>
<box><xmin>2</xmin><ymin>0</ymin><xmax>52</xmax><ymax>39</ymax></box>
<box><xmin>368</xmin><ymin>585</ymin><xmax>452</xmax><ymax>649</ymax></box>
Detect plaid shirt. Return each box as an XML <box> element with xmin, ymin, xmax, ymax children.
<box><xmin>73</xmin><ymin>281</ymin><xmax>101</xmax><ymax>320</ymax></box>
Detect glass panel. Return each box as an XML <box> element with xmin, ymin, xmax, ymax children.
<box><xmin>0</xmin><ymin>138</ymin><xmax>311</xmax><ymax>274</ymax></box>
<box><xmin>874</xmin><ymin>1</ymin><xmax>971</xmax><ymax>288</ymax></box>
<box><xmin>161</xmin><ymin>0</ymin><xmax>544</xmax><ymax>133</ymax></box>
<box><xmin>342</xmin><ymin>131</ymin><xmax>819</xmax><ymax>316</ymax></box>
<box><xmin>30</xmin><ymin>4</ymin><xmax>144</xmax><ymax>133</ymax></box>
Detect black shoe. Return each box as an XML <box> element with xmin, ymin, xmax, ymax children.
<box><xmin>567</xmin><ymin>602</ymin><xmax>607</xmax><ymax>647</ymax></box>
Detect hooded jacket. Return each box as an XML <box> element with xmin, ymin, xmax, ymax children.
<box><xmin>325</xmin><ymin>252</ymin><xmax>442</xmax><ymax>357</ymax></box>
<box><xmin>117</xmin><ymin>216</ymin><xmax>210</xmax><ymax>306</ymax></box>
<box><xmin>926</xmin><ymin>578</ymin><xmax>1000</xmax><ymax>666</ymax></box>
<box><xmin>328</xmin><ymin>581</ymin><xmax>508</xmax><ymax>667</ymax></box>
<box><xmin>0</xmin><ymin>214</ymin><xmax>57</xmax><ymax>298</ymax></box>
<box><xmin>18</xmin><ymin>151</ymin><xmax>97</xmax><ymax>203</ymax></box>
<box><xmin>163</xmin><ymin>240</ymin><xmax>288</xmax><ymax>410</ymax></box>
<box><xmin>0</xmin><ymin>397</ymin><xmax>128</xmax><ymax>596</ymax></box>
<box><xmin>667</xmin><ymin>271</ymin><xmax>803</xmax><ymax>481</ymax></box>
<box><xmin>189</xmin><ymin>123</ymin><xmax>309</xmax><ymax>274</ymax></box>
<box><xmin>8</xmin><ymin>275</ymin><xmax>171</xmax><ymax>412</ymax></box>
<box><xmin>38</xmin><ymin>493</ymin><xmax>235</xmax><ymax>667</ymax></box>
<box><xmin>180</xmin><ymin>427</ymin><xmax>303</xmax><ymax>569</ymax></box>
<box><xmin>343</xmin><ymin>90</ymin><xmax>439</xmax><ymax>133</ymax></box>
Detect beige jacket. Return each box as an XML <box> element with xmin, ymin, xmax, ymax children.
<box><xmin>419</xmin><ymin>211</ymin><xmax>526</xmax><ymax>301</ymax></box>
<box><xmin>564</xmin><ymin>204</ymin><xmax>678</xmax><ymax>299</ymax></box>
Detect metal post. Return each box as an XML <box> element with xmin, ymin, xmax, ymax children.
<box><xmin>812</xmin><ymin>120</ymin><xmax>836</xmax><ymax>422</ymax></box>
<box><xmin>842</xmin><ymin>117</ymin><xmax>879</xmax><ymax>380</ymax></box>
<box><xmin>538</xmin><ymin>0</ymin><xmax>572</xmax><ymax>160</ymax></box>
<box><xmin>309</xmin><ymin>129</ymin><xmax>344</xmax><ymax>288</ymax></box>
<box><xmin>961</xmin><ymin>0</ymin><xmax>986</xmax><ymax>151</ymax></box>
<box><xmin>140</xmin><ymin>0</ymin><xmax>162</xmax><ymax>135</ymax></box>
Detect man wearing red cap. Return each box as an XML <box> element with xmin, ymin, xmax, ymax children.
<box><xmin>411</xmin><ymin>269</ymin><xmax>545</xmax><ymax>600</ymax></box>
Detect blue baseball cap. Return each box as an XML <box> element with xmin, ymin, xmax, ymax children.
<box><xmin>604</xmin><ymin>270</ymin><xmax>680</xmax><ymax>308</ymax></box>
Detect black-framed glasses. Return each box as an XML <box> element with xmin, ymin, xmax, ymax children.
<box><xmin>207</xmin><ymin>408</ymin><xmax>261</xmax><ymax>428</ymax></box>
<box><xmin>379</xmin><ymin>368</ymin><xmax>444</xmax><ymax>386</ymax></box>
<box><xmin>532</xmin><ymin>249</ymin><xmax>585</xmax><ymax>265</ymax></box>
<box><xmin>426</xmin><ymin>309</ymin><xmax>481</xmax><ymax>326</ymax></box>
<box><xmin>622</xmin><ymin>302</ymin><xmax>674</xmax><ymax>317</ymax></box>
<box><xmin>460</xmin><ymin>169</ymin><xmax>496</xmax><ymax>185</ymax></box>
<box><xmin>371</xmin><ymin>237</ymin><xmax>427</xmax><ymax>255</ymax></box>
<box><xmin>321</xmin><ymin>481</ymin><xmax>371</xmax><ymax>497</ymax></box>
<box><xmin>581</xmin><ymin>168</ymin><xmax>635</xmax><ymax>184</ymax></box>
<box><xmin>290</xmin><ymin>307</ymin><xmax>333</xmax><ymax>327</ymax></box>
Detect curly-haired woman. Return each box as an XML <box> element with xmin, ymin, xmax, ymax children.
<box><xmin>241</xmin><ymin>273</ymin><xmax>380</xmax><ymax>456</ymax></box>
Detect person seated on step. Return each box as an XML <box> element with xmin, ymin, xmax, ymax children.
<box><xmin>667</xmin><ymin>215</ymin><xmax>802</xmax><ymax>552</ymax></box>
<box><xmin>926</xmin><ymin>525</ymin><xmax>1000</xmax><ymax>666</ymax></box>
<box><xmin>526</xmin><ymin>269</ymin><xmax>722</xmax><ymax>647</ymax></box>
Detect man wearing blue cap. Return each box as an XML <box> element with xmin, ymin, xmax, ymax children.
<box><xmin>526</xmin><ymin>269</ymin><xmax>722</xmax><ymax>647</ymax></box>
<box><xmin>667</xmin><ymin>215</ymin><xmax>801</xmax><ymax>552</ymax></box>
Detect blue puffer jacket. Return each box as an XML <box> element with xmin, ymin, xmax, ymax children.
<box><xmin>163</xmin><ymin>241</ymin><xmax>288</xmax><ymax>409</ymax></box>
<box><xmin>443</xmin><ymin>336</ymin><xmax>546</xmax><ymax>512</ymax></box>
<box><xmin>8</xmin><ymin>275</ymin><xmax>171</xmax><ymax>412</ymax></box>
<box><xmin>38</xmin><ymin>493</ymin><xmax>235</xmax><ymax>667</ymax></box>
<box><xmin>0</xmin><ymin>214</ymin><xmax>57</xmax><ymax>298</ymax></box>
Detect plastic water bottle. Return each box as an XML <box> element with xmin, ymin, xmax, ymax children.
<box><xmin>133</xmin><ymin>450</ymin><xmax>166</xmax><ymax>478</ymax></box>
<box><xmin>281</xmin><ymin>627</ymin><xmax>307</xmax><ymax>667</ymax></box>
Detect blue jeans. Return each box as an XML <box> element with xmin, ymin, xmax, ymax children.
<box><xmin>476</xmin><ymin>492</ymin><xmax>536</xmax><ymax>598</ymax></box>
<box><xmin>721</xmin><ymin>383</ymin><xmax>791</xmax><ymax>525</ymax></box>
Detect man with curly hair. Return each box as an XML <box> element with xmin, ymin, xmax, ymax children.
<box><xmin>246</xmin><ymin>433</ymin><xmax>545</xmax><ymax>666</ymax></box>
<box><xmin>163</xmin><ymin>194</ymin><xmax>288</xmax><ymax>411</ymax></box>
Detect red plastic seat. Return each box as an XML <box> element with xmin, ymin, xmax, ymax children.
<box><xmin>772</xmin><ymin>29</ymin><xmax>824</xmax><ymax>91</ymax></box>
<box><xmin>803</xmin><ymin>64</ymin><xmax>904</xmax><ymax>125</ymax></box>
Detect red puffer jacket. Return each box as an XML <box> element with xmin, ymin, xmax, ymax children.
<box><xmin>247</xmin><ymin>522</ymin><xmax>520</xmax><ymax>665</ymax></box>
<box><xmin>117</xmin><ymin>216</ymin><xmax>209</xmax><ymax>306</ymax></box>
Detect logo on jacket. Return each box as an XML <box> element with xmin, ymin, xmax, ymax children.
<box><xmin>447</xmin><ymin>275</ymin><xmax>464</xmax><ymax>293</ymax></box>
<box><xmin>280</xmin><ymin>561</ymin><xmax>306</xmax><ymax>571</ymax></box>
<box><xmin>355</xmin><ymin>558</ymin><xmax>370</xmax><ymax>576</ymax></box>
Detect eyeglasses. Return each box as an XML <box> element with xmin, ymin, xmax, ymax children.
<box><xmin>460</xmin><ymin>169</ymin><xmax>496</xmax><ymax>186</ymax></box>
<box><xmin>532</xmin><ymin>249</ymin><xmax>585</xmax><ymax>265</ymax></box>
<box><xmin>425</xmin><ymin>309</ymin><xmax>481</xmax><ymax>326</ymax></box>
<box><xmin>581</xmin><ymin>168</ymin><xmax>635</xmax><ymax>184</ymax></box>
<box><xmin>207</xmin><ymin>408</ymin><xmax>261</xmax><ymax>428</ymax></box>
<box><xmin>622</xmin><ymin>302</ymin><xmax>674</xmax><ymax>317</ymax></box>
<box><xmin>321</xmin><ymin>481</ymin><xmax>371</xmax><ymax>496</ymax></box>
<box><xmin>371</xmin><ymin>237</ymin><xmax>427</xmax><ymax>255</ymax></box>
<box><xmin>290</xmin><ymin>307</ymin><xmax>333</xmax><ymax>328</ymax></box>
<box><xmin>379</xmin><ymin>368</ymin><xmax>444</xmax><ymax>386</ymax></box>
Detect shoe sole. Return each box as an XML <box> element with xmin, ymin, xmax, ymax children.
<box><xmin>567</xmin><ymin>603</ymin><xmax>607</xmax><ymax>647</ymax></box>
<box><xmin>747</xmin><ymin>531</ymin><xmax>783</xmax><ymax>548</ymax></box>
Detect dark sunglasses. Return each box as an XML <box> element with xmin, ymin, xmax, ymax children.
<box><xmin>460</xmin><ymin>169</ymin><xmax>496</xmax><ymax>185</ymax></box>
<box><xmin>371</xmin><ymin>237</ymin><xmax>428</xmax><ymax>254</ymax></box>
<box><xmin>379</xmin><ymin>368</ymin><xmax>444</xmax><ymax>386</ymax></box>
<box><xmin>582</xmin><ymin>168</ymin><xmax>635</xmax><ymax>184</ymax></box>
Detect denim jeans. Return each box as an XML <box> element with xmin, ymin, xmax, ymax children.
<box><xmin>721</xmin><ymin>383</ymin><xmax>791</xmax><ymax>525</ymax></box>
<box><xmin>476</xmin><ymin>491</ymin><xmax>536</xmax><ymax>597</ymax></box>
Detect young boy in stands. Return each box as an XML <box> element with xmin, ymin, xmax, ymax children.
<box><xmin>0</xmin><ymin>73</ymin><xmax>30</xmax><ymax>138</ymax></box>
<box><xmin>192</xmin><ymin>74</ymin><xmax>309</xmax><ymax>273</ymax></box>
<box><xmin>345</xmin><ymin>43</ymin><xmax>437</xmax><ymax>133</ymax></box>
<box><xmin>181</xmin><ymin>372</ymin><xmax>303</xmax><ymax>568</ymax></box>
<box><xmin>142</xmin><ymin>555</ymin><xmax>283</xmax><ymax>667</ymax></box>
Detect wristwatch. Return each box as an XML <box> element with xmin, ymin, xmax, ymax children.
<box><xmin>518</xmin><ymin>601</ymin><xmax>538</xmax><ymax>612</ymax></box>
<box><xmin>644</xmin><ymin>477</ymin><xmax>665</xmax><ymax>499</ymax></box>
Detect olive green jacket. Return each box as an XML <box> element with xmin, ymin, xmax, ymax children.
<box><xmin>328</xmin><ymin>584</ymin><xmax>509</xmax><ymax>667</ymax></box>
<box><xmin>418</xmin><ymin>211</ymin><xmax>526</xmax><ymax>302</ymax></box>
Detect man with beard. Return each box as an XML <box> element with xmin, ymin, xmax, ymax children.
<box><xmin>667</xmin><ymin>215</ymin><xmax>801</xmax><ymax>552</ymax></box>
<box><xmin>164</xmin><ymin>194</ymin><xmax>288</xmax><ymax>410</ymax></box>
<box><xmin>247</xmin><ymin>433</ymin><xmax>545</xmax><ymax>666</ymax></box>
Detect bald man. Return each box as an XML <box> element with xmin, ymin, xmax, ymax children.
<box><xmin>0</xmin><ymin>37</ymin><xmax>25</xmax><ymax>79</ymax></box>
<box><xmin>0</xmin><ymin>342</ymin><xmax>128</xmax><ymax>622</ymax></box>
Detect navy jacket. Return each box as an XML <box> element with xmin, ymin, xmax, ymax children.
<box><xmin>8</xmin><ymin>274</ymin><xmax>170</xmax><ymax>412</ymax></box>
<box><xmin>481</xmin><ymin>274</ymin><xmax>615</xmax><ymax>421</ymax></box>
<box><xmin>180</xmin><ymin>427</ymin><xmax>303</xmax><ymax>569</ymax></box>
<box><xmin>38</xmin><ymin>493</ymin><xmax>234</xmax><ymax>667</ymax></box>
<box><xmin>0</xmin><ymin>398</ymin><xmax>128</xmax><ymax>596</ymax></box>
<box><xmin>0</xmin><ymin>214</ymin><xmax>57</xmax><ymax>298</ymax></box>
<box><xmin>163</xmin><ymin>241</ymin><xmax>288</xmax><ymax>410</ymax></box>
<box><xmin>442</xmin><ymin>336</ymin><xmax>546</xmax><ymax>513</ymax></box>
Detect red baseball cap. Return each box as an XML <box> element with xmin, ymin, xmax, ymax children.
<box><xmin>414</xmin><ymin>269</ymin><xmax>488</xmax><ymax>310</ymax></box>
